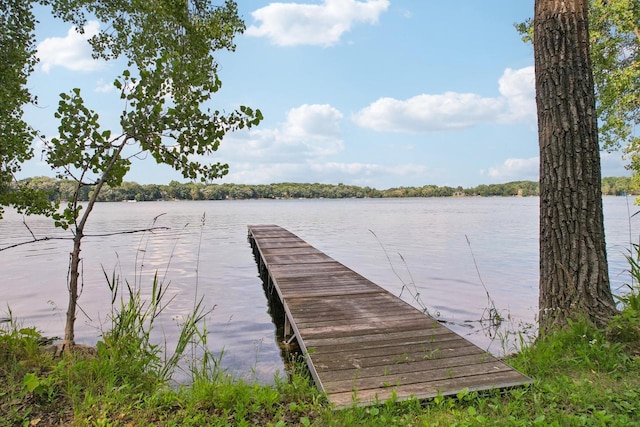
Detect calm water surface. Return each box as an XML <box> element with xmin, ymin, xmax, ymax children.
<box><xmin>1</xmin><ymin>197</ymin><xmax>638</xmax><ymax>383</ymax></box>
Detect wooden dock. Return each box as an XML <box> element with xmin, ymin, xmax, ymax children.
<box><xmin>248</xmin><ymin>224</ymin><xmax>531</xmax><ymax>408</ymax></box>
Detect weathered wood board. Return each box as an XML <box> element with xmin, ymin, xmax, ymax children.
<box><xmin>248</xmin><ymin>224</ymin><xmax>532</xmax><ymax>408</ymax></box>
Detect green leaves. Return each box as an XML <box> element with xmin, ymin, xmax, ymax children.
<box><xmin>10</xmin><ymin>1</ymin><xmax>262</xmax><ymax>202</ymax></box>
<box><xmin>0</xmin><ymin>0</ymin><xmax>47</xmax><ymax>218</ymax></box>
<box><xmin>590</xmin><ymin>0</ymin><xmax>640</xmax><ymax>156</ymax></box>
<box><xmin>3</xmin><ymin>0</ymin><xmax>259</xmax><ymax>350</ymax></box>
<box><xmin>240</xmin><ymin>106</ymin><xmax>264</xmax><ymax>127</ymax></box>
<box><xmin>518</xmin><ymin>1</ymin><xmax>640</xmax><ymax>159</ymax></box>
<box><xmin>22</xmin><ymin>371</ymin><xmax>57</xmax><ymax>403</ymax></box>
<box><xmin>50</xmin><ymin>203</ymin><xmax>82</xmax><ymax>230</ymax></box>
<box><xmin>48</xmin><ymin>87</ymin><xmax>131</xmax><ymax>187</ymax></box>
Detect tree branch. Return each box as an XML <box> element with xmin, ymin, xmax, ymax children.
<box><xmin>22</xmin><ymin>216</ymin><xmax>36</xmax><ymax>240</ymax></box>
<box><xmin>1</xmin><ymin>236</ymin><xmax>73</xmax><ymax>251</ymax></box>
<box><xmin>0</xmin><ymin>226</ymin><xmax>170</xmax><ymax>252</ymax></box>
<box><xmin>83</xmin><ymin>227</ymin><xmax>170</xmax><ymax>237</ymax></box>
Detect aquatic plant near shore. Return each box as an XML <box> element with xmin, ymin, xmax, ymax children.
<box><xmin>368</xmin><ymin>229</ymin><xmax>435</xmax><ymax>318</ymax></box>
<box><xmin>101</xmin><ymin>269</ymin><xmax>212</xmax><ymax>386</ymax></box>
<box><xmin>606</xmin><ymin>241</ymin><xmax>640</xmax><ymax>347</ymax></box>
<box><xmin>369</xmin><ymin>229</ymin><xmax>513</xmax><ymax>351</ymax></box>
<box><xmin>463</xmin><ymin>234</ymin><xmax>508</xmax><ymax>343</ymax></box>
<box><xmin>617</xmin><ymin>243</ymin><xmax>640</xmax><ymax>312</ymax></box>
<box><xmin>89</xmin><ymin>210</ymin><xmax>220</xmax><ymax>388</ymax></box>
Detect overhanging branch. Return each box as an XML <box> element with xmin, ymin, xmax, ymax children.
<box><xmin>0</xmin><ymin>226</ymin><xmax>170</xmax><ymax>252</ymax></box>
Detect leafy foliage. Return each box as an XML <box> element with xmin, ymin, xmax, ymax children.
<box><xmin>590</xmin><ymin>0</ymin><xmax>640</xmax><ymax>155</ymax></box>
<box><xmin>606</xmin><ymin>243</ymin><xmax>640</xmax><ymax>346</ymax></box>
<box><xmin>517</xmin><ymin>1</ymin><xmax>640</xmax><ymax>183</ymax></box>
<box><xmin>11</xmin><ymin>175</ymin><xmax>639</xmax><ymax>203</ymax></box>
<box><xmin>44</xmin><ymin>0</ymin><xmax>262</xmax><ymax>199</ymax></box>
<box><xmin>2</xmin><ymin>1</ymin><xmax>263</xmax><ymax>344</ymax></box>
<box><xmin>0</xmin><ymin>0</ymin><xmax>55</xmax><ymax>218</ymax></box>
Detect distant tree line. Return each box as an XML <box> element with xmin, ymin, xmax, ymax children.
<box><xmin>13</xmin><ymin>176</ymin><xmax>636</xmax><ymax>203</ymax></box>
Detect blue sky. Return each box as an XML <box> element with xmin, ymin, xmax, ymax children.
<box><xmin>20</xmin><ymin>0</ymin><xmax>628</xmax><ymax>189</ymax></box>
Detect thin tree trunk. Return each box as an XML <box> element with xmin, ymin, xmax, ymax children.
<box><xmin>64</xmin><ymin>230</ymin><xmax>82</xmax><ymax>344</ymax></box>
<box><xmin>534</xmin><ymin>0</ymin><xmax>617</xmax><ymax>334</ymax></box>
<box><xmin>63</xmin><ymin>142</ymin><xmax>127</xmax><ymax>346</ymax></box>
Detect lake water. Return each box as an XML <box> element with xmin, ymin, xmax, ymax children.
<box><xmin>1</xmin><ymin>197</ymin><xmax>638</xmax><ymax>383</ymax></box>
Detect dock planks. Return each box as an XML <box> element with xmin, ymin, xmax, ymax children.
<box><xmin>248</xmin><ymin>224</ymin><xmax>531</xmax><ymax>408</ymax></box>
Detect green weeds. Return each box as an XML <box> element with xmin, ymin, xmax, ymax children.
<box><xmin>3</xmin><ymin>299</ymin><xmax>640</xmax><ymax>426</ymax></box>
<box><xmin>607</xmin><ymin>243</ymin><xmax>640</xmax><ymax>349</ymax></box>
<box><xmin>0</xmin><ymin>313</ymin><xmax>69</xmax><ymax>426</ymax></box>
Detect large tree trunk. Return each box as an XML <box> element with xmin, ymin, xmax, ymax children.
<box><xmin>534</xmin><ymin>0</ymin><xmax>617</xmax><ymax>334</ymax></box>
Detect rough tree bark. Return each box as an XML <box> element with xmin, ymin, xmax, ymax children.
<box><xmin>534</xmin><ymin>0</ymin><xmax>617</xmax><ymax>334</ymax></box>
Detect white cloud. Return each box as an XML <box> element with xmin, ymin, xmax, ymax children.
<box><xmin>221</xmin><ymin>161</ymin><xmax>426</xmax><ymax>187</ymax></box>
<box><xmin>353</xmin><ymin>93</ymin><xmax>505</xmax><ymax>133</ymax></box>
<box><xmin>486</xmin><ymin>157</ymin><xmax>539</xmax><ymax>181</ymax></box>
<box><xmin>221</xmin><ymin>162</ymin><xmax>304</xmax><ymax>184</ymax></box>
<box><xmin>37</xmin><ymin>21</ymin><xmax>105</xmax><ymax>73</ymax></box>
<box><xmin>94</xmin><ymin>78</ymin><xmax>113</xmax><ymax>93</ymax></box>
<box><xmin>309</xmin><ymin>161</ymin><xmax>425</xmax><ymax>176</ymax></box>
<box><xmin>209</xmin><ymin>103</ymin><xmax>427</xmax><ymax>187</ymax></box>
<box><xmin>308</xmin><ymin>162</ymin><xmax>427</xmax><ymax>185</ymax></box>
<box><xmin>484</xmin><ymin>152</ymin><xmax>628</xmax><ymax>183</ymax></box>
<box><xmin>310</xmin><ymin>162</ymin><xmax>380</xmax><ymax>175</ymax></box>
<box><xmin>283</xmin><ymin>103</ymin><xmax>343</xmax><ymax>140</ymax></box>
<box><xmin>498</xmin><ymin>66</ymin><xmax>536</xmax><ymax>123</ymax></box>
<box><xmin>246</xmin><ymin>0</ymin><xmax>390</xmax><ymax>47</ymax></box>
<box><xmin>353</xmin><ymin>66</ymin><xmax>536</xmax><ymax>133</ymax></box>
<box><xmin>220</xmin><ymin>104</ymin><xmax>345</xmax><ymax>162</ymax></box>
<box><xmin>485</xmin><ymin>152</ymin><xmax>629</xmax><ymax>183</ymax></box>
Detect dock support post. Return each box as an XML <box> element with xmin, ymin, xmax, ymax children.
<box><xmin>283</xmin><ymin>314</ymin><xmax>297</xmax><ymax>345</ymax></box>
<box><xmin>284</xmin><ymin>314</ymin><xmax>291</xmax><ymax>340</ymax></box>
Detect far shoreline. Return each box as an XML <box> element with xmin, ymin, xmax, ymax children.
<box><xmin>14</xmin><ymin>176</ymin><xmax>636</xmax><ymax>203</ymax></box>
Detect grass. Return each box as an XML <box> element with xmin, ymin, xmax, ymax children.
<box><xmin>2</xmin><ymin>307</ymin><xmax>640</xmax><ymax>426</ymax></box>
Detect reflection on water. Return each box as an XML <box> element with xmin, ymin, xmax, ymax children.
<box><xmin>0</xmin><ymin>197</ymin><xmax>638</xmax><ymax>383</ymax></box>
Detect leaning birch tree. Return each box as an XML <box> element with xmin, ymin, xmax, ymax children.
<box><xmin>534</xmin><ymin>0</ymin><xmax>617</xmax><ymax>333</ymax></box>
<box><xmin>16</xmin><ymin>0</ymin><xmax>262</xmax><ymax>347</ymax></box>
